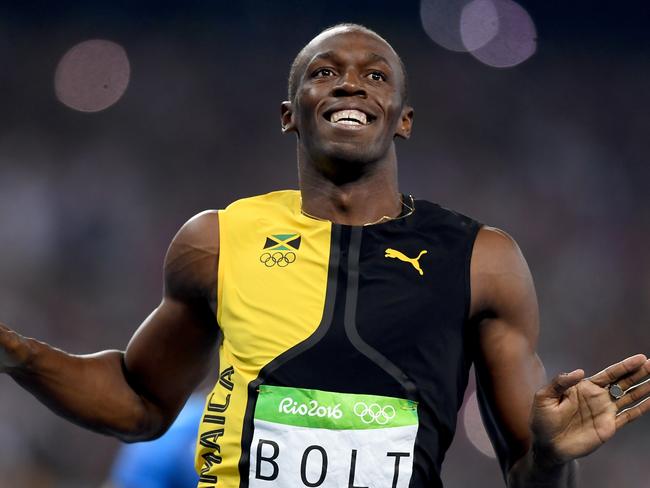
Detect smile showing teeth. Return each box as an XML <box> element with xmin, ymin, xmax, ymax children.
<box><xmin>330</xmin><ymin>109</ymin><xmax>368</xmax><ymax>125</ymax></box>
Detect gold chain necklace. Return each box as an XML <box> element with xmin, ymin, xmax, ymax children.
<box><xmin>300</xmin><ymin>194</ymin><xmax>415</xmax><ymax>226</ymax></box>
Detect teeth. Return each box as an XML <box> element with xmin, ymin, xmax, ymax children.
<box><xmin>330</xmin><ymin>109</ymin><xmax>367</xmax><ymax>125</ymax></box>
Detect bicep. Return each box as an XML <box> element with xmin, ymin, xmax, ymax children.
<box><xmin>470</xmin><ymin>227</ymin><xmax>547</xmax><ymax>474</ymax></box>
<box><xmin>123</xmin><ymin>210</ymin><xmax>221</xmax><ymax>431</ymax></box>
<box><xmin>124</xmin><ymin>296</ymin><xmax>219</xmax><ymax>425</ymax></box>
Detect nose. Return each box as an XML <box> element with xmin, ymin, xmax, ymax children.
<box><xmin>332</xmin><ymin>70</ymin><xmax>366</xmax><ymax>98</ymax></box>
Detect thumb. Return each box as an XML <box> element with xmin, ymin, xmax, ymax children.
<box><xmin>539</xmin><ymin>369</ymin><xmax>585</xmax><ymax>400</ymax></box>
<box><xmin>0</xmin><ymin>324</ymin><xmax>25</xmax><ymax>372</ymax></box>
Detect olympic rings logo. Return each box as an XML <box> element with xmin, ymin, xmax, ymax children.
<box><xmin>353</xmin><ymin>402</ymin><xmax>396</xmax><ymax>425</ymax></box>
<box><xmin>260</xmin><ymin>251</ymin><xmax>296</xmax><ymax>267</ymax></box>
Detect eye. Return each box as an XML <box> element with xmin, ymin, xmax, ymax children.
<box><xmin>313</xmin><ymin>67</ymin><xmax>335</xmax><ymax>78</ymax></box>
<box><xmin>368</xmin><ymin>71</ymin><xmax>387</xmax><ymax>82</ymax></box>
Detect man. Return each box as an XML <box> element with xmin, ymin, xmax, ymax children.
<box><xmin>1</xmin><ymin>24</ymin><xmax>649</xmax><ymax>488</ymax></box>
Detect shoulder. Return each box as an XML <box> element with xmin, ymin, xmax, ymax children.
<box><xmin>413</xmin><ymin>198</ymin><xmax>478</xmax><ymax>227</ymax></box>
<box><xmin>164</xmin><ymin>210</ymin><xmax>220</xmax><ymax>302</ymax></box>
<box><xmin>411</xmin><ymin>199</ymin><xmax>481</xmax><ymax>247</ymax></box>
<box><xmin>470</xmin><ymin>226</ymin><xmax>538</xmax><ymax>320</ymax></box>
<box><xmin>171</xmin><ymin>210</ymin><xmax>220</xmax><ymax>249</ymax></box>
<box><xmin>219</xmin><ymin>190</ymin><xmax>299</xmax><ymax>221</ymax></box>
<box><xmin>473</xmin><ymin>225</ymin><xmax>524</xmax><ymax>270</ymax></box>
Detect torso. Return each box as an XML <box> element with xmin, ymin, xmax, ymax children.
<box><xmin>194</xmin><ymin>190</ymin><xmax>482</xmax><ymax>488</ymax></box>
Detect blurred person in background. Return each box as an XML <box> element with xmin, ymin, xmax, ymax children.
<box><xmin>1</xmin><ymin>23</ymin><xmax>649</xmax><ymax>488</ymax></box>
<box><xmin>103</xmin><ymin>393</ymin><xmax>204</xmax><ymax>488</ymax></box>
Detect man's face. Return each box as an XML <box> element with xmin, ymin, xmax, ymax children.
<box><xmin>282</xmin><ymin>29</ymin><xmax>413</xmax><ymax>167</ymax></box>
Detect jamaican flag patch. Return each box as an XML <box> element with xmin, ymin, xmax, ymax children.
<box><xmin>263</xmin><ymin>234</ymin><xmax>301</xmax><ymax>251</ymax></box>
<box><xmin>260</xmin><ymin>234</ymin><xmax>300</xmax><ymax>267</ymax></box>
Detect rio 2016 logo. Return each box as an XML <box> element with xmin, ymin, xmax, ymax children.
<box><xmin>278</xmin><ymin>397</ymin><xmax>343</xmax><ymax>419</ymax></box>
<box><xmin>353</xmin><ymin>402</ymin><xmax>396</xmax><ymax>425</ymax></box>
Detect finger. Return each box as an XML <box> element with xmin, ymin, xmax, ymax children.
<box><xmin>0</xmin><ymin>324</ymin><xmax>13</xmax><ymax>338</ymax></box>
<box><xmin>616</xmin><ymin>377</ymin><xmax>650</xmax><ymax>409</ymax></box>
<box><xmin>0</xmin><ymin>325</ymin><xmax>21</xmax><ymax>351</ymax></box>
<box><xmin>587</xmin><ymin>354</ymin><xmax>647</xmax><ymax>387</ymax></box>
<box><xmin>0</xmin><ymin>324</ymin><xmax>10</xmax><ymax>339</ymax></box>
<box><xmin>615</xmin><ymin>396</ymin><xmax>650</xmax><ymax>429</ymax></box>
<box><xmin>540</xmin><ymin>369</ymin><xmax>585</xmax><ymax>399</ymax></box>
<box><xmin>617</xmin><ymin>359</ymin><xmax>650</xmax><ymax>391</ymax></box>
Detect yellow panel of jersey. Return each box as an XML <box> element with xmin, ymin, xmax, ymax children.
<box><xmin>195</xmin><ymin>190</ymin><xmax>331</xmax><ymax>487</ymax></box>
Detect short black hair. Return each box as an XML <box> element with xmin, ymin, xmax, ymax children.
<box><xmin>287</xmin><ymin>23</ymin><xmax>409</xmax><ymax>104</ymax></box>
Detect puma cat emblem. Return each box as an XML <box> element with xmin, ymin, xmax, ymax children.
<box><xmin>385</xmin><ymin>248</ymin><xmax>427</xmax><ymax>276</ymax></box>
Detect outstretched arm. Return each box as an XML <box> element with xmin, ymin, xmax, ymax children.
<box><xmin>0</xmin><ymin>211</ymin><xmax>220</xmax><ymax>442</ymax></box>
<box><xmin>469</xmin><ymin>226</ymin><xmax>650</xmax><ymax>487</ymax></box>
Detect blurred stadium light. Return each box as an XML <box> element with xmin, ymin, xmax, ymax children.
<box><xmin>54</xmin><ymin>39</ymin><xmax>130</xmax><ymax>112</ymax></box>
<box><xmin>421</xmin><ymin>0</ymin><xmax>536</xmax><ymax>67</ymax></box>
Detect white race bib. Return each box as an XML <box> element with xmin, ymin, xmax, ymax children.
<box><xmin>249</xmin><ymin>385</ymin><xmax>418</xmax><ymax>487</ymax></box>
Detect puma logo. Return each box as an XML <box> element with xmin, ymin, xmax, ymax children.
<box><xmin>384</xmin><ymin>248</ymin><xmax>428</xmax><ymax>276</ymax></box>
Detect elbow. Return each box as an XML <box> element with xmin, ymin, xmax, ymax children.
<box><xmin>111</xmin><ymin>400</ymin><xmax>173</xmax><ymax>443</ymax></box>
<box><xmin>116</xmin><ymin>427</ymin><xmax>166</xmax><ymax>443</ymax></box>
<box><xmin>113</xmin><ymin>418</ymin><xmax>170</xmax><ymax>443</ymax></box>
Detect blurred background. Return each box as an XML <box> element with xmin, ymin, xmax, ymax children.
<box><xmin>0</xmin><ymin>0</ymin><xmax>648</xmax><ymax>486</ymax></box>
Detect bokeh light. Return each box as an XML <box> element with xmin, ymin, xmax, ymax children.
<box><xmin>459</xmin><ymin>0</ymin><xmax>500</xmax><ymax>52</ymax></box>
<box><xmin>54</xmin><ymin>39</ymin><xmax>130</xmax><ymax>112</ymax></box>
<box><xmin>420</xmin><ymin>0</ymin><xmax>475</xmax><ymax>52</ymax></box>
<box><xmin>464</xmin><ymin>0</ymin><xmax>536</xmax><ymax>68</ymax></box>
<box><xmin>463</xmin><ymin>390</ymin><xmax>496</xmax><ymax>459</ymax></box>
<box><xmin>421</xmin><ymin>0</ymin><xmax>536</xmax><ymax>68</ymax></box>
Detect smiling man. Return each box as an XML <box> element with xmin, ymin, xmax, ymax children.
<box><xmin>1</xmin><ymin>24</ymin><xmax>649</xmax><ymax>488</ymax></box>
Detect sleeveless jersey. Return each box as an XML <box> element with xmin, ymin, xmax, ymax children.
<box><xmin>195</xmin><ymin>190</ymin><xmax>482</xmax><ymax>488</ymax></box>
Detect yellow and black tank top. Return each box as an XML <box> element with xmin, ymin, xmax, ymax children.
<box><xmin>195</xmin><ymin>190</ymin><xmax>481</xmax><ymax>488</ymax></box>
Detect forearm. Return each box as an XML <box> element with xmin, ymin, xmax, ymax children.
<box><xmin>6</xmin><ymin>334</ymin><xmax>165</xmax><ymax>442</ymax></box>
<box><xmin>508</xmin><ymin>449</ymin><xmax>579</xmax><ymax>488</ymax></box>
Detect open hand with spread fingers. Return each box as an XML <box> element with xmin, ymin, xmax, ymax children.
<box><xmin>530</xmin><ymin>354</ymin><xmax>650</xmax><ymax>466</ymax></box>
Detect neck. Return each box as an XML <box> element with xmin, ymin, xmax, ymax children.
<box><xmin>298</xmin><ymin>146</ymin><xmax>402</xmax><ymax>226</ymax></box>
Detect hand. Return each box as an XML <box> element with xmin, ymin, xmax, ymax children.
<box><xmin>0</xmin><ymin>323</ymin><xmax>27</xmax><ymax>373</ymax></box>
<box><xmin>530</xmin><ymin>354</ymin><xmax>650</xmax><ymax>467</ymax></box>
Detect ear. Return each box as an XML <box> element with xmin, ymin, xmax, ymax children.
<box><xmin>395</xmin><ymin>105</ymin><xmax>414</xmax><ymax>139</ymax></box>
<box><xmin>281</xmin><ymin>101</ymin><xmax>297</xmax><ymax>134</ymax></box>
